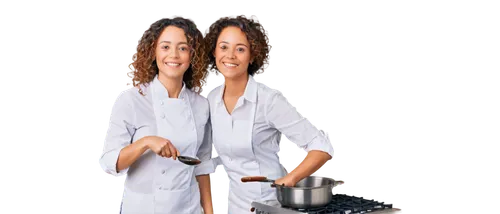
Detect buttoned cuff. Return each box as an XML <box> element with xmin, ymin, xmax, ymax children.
<box><xmin>194</xmin><ymin>157</ymin><xmax>221</xmax><ymax>176</ymax></box>
<box><xmin>99</xmin><ymin>147</ymin><xmax>128</xmax><ymax>176</ymax></box>
<box><xmin>304</xmin><ymin>130</ymin><xmax>334</xmax><ymax>158</ymax></box>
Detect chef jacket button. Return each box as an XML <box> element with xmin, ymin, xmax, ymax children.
<box><xmin>158</xmin><ymin>186</ymin><xmax>162</xmax><ymax>190</ymax></box>
<box><xmin>160</xmin><ymin>100</ymin><xmax>164</xmax><ymax>105</ymax></box>
<box><xmin>162</xmin><ymin>170</ymin><xmax>166</xmax><ymax>175</ymax></box>
<box><xmin>161</xmin><ymin>114</ymin><xmax>165</xmax><ymax>119</ymax></box>
<box><xmin>229</xmin><ymin>157</ymin><xmax>232</xmax><ymax>162</ymax></box>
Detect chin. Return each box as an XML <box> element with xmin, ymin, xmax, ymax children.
<box><xmin>220</xmin><ymin>70</ymin><xmax>247</xmax><ymax>80</ymax></box>
<box><xmin>160</xmin><ymin>69</ymin><xmax>186</xmax><ymax>79</ymax></box>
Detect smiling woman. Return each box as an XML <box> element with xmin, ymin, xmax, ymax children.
<box><xmin>204</xmin><ymin>16</ymin><xmax>270</xmax><ymax>77</ymax></box>
<box><xmin>99</xmin><ymin>17</ymin><xmax>214</xmax><ymax>214</ymax></box>
<box><xmin>202</xmin><ymin>16</ymin><xmax>334</xmax><ymax>214</ymax></box>
<box><xmin>129</xmin><ymin>18</ymin><xmax>208</xmax><ymax>94</ymax></box>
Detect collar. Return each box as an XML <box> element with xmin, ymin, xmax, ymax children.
<box><xmin>152</xmin><ymin>75</ymin><xmax>188</xmax><ymax>100</ymax></box>
<box><xmin>216</xmin><ymin>75</ymin><xmax>257</xmax><ymax>105</ymax></box>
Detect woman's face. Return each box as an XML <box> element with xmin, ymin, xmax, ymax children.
<box><xmin>155</xmin><ymin>26</ymin><xmax>191</xmax><ymax>80</ymax></box>
<box><xmin>214</xmin><ymin>26</ymin><xmax>252</xmax><ymax>80</ymax></box>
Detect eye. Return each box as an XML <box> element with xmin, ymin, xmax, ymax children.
<box><xmin>220</xmin><ymin>45</ymin><xmax>227</xmax><ymax>50</ymax></box>
<box><xmin>162</xmin><ymin>45</ymin><xmax>169</xmax><ymax>50</ymax></box>
<box><xmin>179</xmin><ymin>46</ymin><xmax>189</xmax><ymax>52</ymax></box>
<box><xmin>237</xmin><ymin>47</ymin><xmax>245</xmax><ymax>52</ymax></box>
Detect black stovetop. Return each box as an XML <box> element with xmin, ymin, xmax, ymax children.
<box><xmin>281</xmin><ymin>194</ymin><xmax>393</xmax><ymax>214</ymax></box>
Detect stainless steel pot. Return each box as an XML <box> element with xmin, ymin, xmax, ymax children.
<box><xmin>241</xmin><ymin>176</ymin><xmax>344</xmax><ymax>209</ymax></box>
<box><xmin>275</xmin><ymin>176</ymin><xmax>344</xmax><ymax>208</ymax></box>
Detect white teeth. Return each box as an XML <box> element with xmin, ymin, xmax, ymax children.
<box><xmin>166</xmin><ymin>62</ymin><xmax>180</xmax><ymax>66</ymax></box>
<box><xmin>224</xmin><ymin>63</ymin><xmax>237</xmax><ymax>67</ymax></box>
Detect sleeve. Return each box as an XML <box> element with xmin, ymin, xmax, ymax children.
<box><xmin>265</xmin><ymin>91</ymin><xmax>334</xmax><ymax>157</ymax></box>
<box><xmin>194</xmin><ymin>117</ymin><xmax>217</xmax><ymax>176</ymax></box>
<box><xmin>99</xmin><ymin>92</ymin><xmax>135</xmax><ymax>176</ymax></box>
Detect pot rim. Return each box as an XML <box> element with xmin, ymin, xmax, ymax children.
<box><xmin>275</xmin><ymin>176</ymin><xmax>340</xmax><ymax>190</ymax></box>
<box><xmin>276</xmin><ymin>184</ymin><xmax>332</xmax><ymax>190</ymax></box>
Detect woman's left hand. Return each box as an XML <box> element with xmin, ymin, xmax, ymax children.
<box><xmin>274</xmin><ymin>174</ymin><xmax>299</xmax><ymax>187</ymax></box>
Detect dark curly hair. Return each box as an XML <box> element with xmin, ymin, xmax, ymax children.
<box><xmin>204</xmin><ymin>15</ymin><xmax>270</xmax><ymax>76</ymax></box>
<box><xmin>128</xmin><ymin>17</ymin><xmax>208</xmax><ymax>94</ymax></box>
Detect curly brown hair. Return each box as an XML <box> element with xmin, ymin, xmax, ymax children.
<box><xmin>128</xmin><ymin>17</ymin><xmax>208</xmax><ymax>94</ymax></box>
<box><xmin>204</xmin><ymin>15</ymin><xmax>270</xmax><ymax>76</ymax></box>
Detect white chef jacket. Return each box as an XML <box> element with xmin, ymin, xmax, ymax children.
<box><xmin>99</xmin><ymin>75</ymin><xmax>212</xmax><ymax>214</ymax></box>
<box><xmin>206</xmin><ymin>76</ymin><xmax>334</xmax><ymax>214</ymax></box>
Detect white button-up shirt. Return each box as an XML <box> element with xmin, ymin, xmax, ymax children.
<box><xmin>99</xmin><ymin>76</ymin><xmax>212</xmax><ymax>214</ymax></box>
<box><xmin>207</xmin><ymin>76</ymin><xmax>334</xmax><ymax>214</ymax></box>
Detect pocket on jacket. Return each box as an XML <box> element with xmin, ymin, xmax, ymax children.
<box><xmin>155</xmin><ymin>184</ymin><xmax>201</xmax><ymax>214</ymax></box>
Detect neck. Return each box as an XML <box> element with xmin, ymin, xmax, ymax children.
<box><xmin>158</xmin><ymin>74</ymin><xmax>183</xmax><ymax>98</ymax></box>
<box><xmin>224</xmin><ymin>73</ymin><xmax>249</xmax><ymax>98</ymax></box>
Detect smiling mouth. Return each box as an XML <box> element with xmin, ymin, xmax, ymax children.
<box><xmin>165</xmin><ymin>62</ymin><xmax>181</xmax><ymax>67</ymax></box>
<box><xmin>223</xmin><ymin>62</ymin><xmax>238</xmax><ymax>68</ymax></box>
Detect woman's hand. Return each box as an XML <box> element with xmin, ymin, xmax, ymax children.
<box><xmin>144</xmin><ymin>136</ymin><xmax>180</xmax><ymax>160</ymax></box>
<box><xmin>274</xmin><ymin>174</ymin><xmax>299</xmax><ymax>187</ymax></box>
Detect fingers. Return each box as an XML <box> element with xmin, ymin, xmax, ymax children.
<box><xmin>167</xmin><ymin>141</ymin><xmax>178</xmax><ymax>160</ymax></box>
<box><xmin>157</xmin><ymin>141</ymin><xmax>168</xmax><ymax>157</ymax></box>
<box><xmin>159</xmin><ymin>147</ymin><xmax>167</xmax><ymax>157</ymax></box>
<box><xmin>163</xmin><ymin>142</ymin><xmax>172</xmax><ymax>158</ymax></box>
<box><xmin>153</xmin><ymin>139</ymin><xmax>179</xmax><ymax>160</ymax></box>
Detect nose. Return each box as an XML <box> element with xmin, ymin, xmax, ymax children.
<box><xmin>169</xmin><ymin>48</ymin><xmax>180</xmax><ymax>59</ymax></box>
<box><xmin>227</xmin><ymin>48</ymin><xmax>236</xmax><ymax>59</ymax></box>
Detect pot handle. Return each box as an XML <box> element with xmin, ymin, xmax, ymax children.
<box><xmin>241</xmin><ymin>176</ymin><xmax>276</xmax><ymax>183</ymax></box>
<box><xmin>330</xmin><ymin>178</ymin><xmax>346</xmax><ymax>191</ymax></box>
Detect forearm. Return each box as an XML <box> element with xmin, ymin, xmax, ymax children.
<box><xmin>196</xmin><ymin>174</ymin><xmax>213</xmax><ymax>214</ymax></box>
<box><xmin>288</xmin><ymin>150</ymin><xmax>331</xmax><ymax>183</ymax></box>
<box><xmin>116</xmin><ymin>138</ymin><xmax>149</xmax><ymax>172</ymax></box>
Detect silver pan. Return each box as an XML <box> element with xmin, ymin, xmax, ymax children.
<box><xmin>241</xmin><ymin>176</ymin><xmax>344</xmax><ymax>209</ymax></box>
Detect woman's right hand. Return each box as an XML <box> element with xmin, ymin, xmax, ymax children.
<box><xmin>143</xmin><ymin>136</ymin><xmax>180</xmax><ymax>160</ymax></box>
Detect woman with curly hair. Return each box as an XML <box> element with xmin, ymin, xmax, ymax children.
<box><xmin>204</xmin><ymin>16</ymin><xmax>334</xmax><ymax>213</ymax></box>
<box><xmin>99</xmin><ymin>17</ymin><xmax>213</xmax><ymax>214</ymax></box>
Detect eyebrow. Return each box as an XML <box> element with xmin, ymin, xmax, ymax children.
<box><xmin>159</xmin><ymin>41</ymin><xmax>189</xmax><ymax>45</ymax></box>
<box><xmin>219</xmin><ymin>41</ymin><xmax>249</xmax><ymax>48</ymax></box>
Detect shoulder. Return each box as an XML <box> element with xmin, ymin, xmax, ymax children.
<box><xmin>115</xmin><ymin>87</ymin><xmax>136</xmax><ymax>104</ymax></box>
<box><xmin>115</xmin><ymin>83</ymin><xmax>151</xmax><ymax>107</ymax></box>
<box><xmin>255</xmin><ymin>81</ymin><xmax>284</xmax><ymax>104</ymax></box>
<box><xmin>187</xmin><ymin>89</ymin><xmax>209</xmax><ymax>110</ymax></box>
<box><xmin>207</xmin><ymin>85</ymin><xmax>224</xmax><ymax>103</ymax></box>
<box><xmin>109</xmin><ymin>87</ymin><xmax>141</xmax><ymax>119</ymax></box>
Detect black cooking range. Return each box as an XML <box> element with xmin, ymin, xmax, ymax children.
<box><xmin>251</xmin><ymin>194</ymin><xmax>399</xmax><ymax>214</ymax></box>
